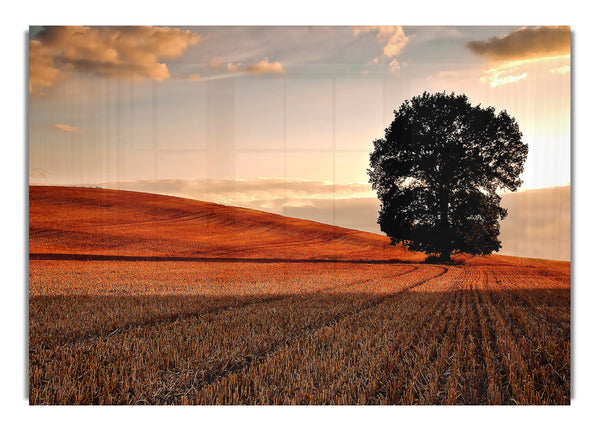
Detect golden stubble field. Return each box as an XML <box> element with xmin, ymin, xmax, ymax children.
<box><xmin>28</xmin><ymin>186</ymin><xmax>571</xmax><ymax>405</ymax></box>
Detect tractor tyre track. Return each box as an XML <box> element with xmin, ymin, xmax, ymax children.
<box><xmin>191</xmin><ymin>266</ymin><xmax>449</xmax><ymax>404</ymax></box>
<box><xmin>31</xmin><ymin>265</ymin><xmax>420</xmax><ymax>351</ymax></box>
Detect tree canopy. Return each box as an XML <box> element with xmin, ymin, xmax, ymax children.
<box><xmin>368</xmin><ymin>92</ymin><xmax>528</xmax><ymax>261</ymax></box>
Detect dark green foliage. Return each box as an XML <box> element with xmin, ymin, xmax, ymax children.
<box><xmin>368</xmin><ymin>92</ymin><xmax>528</xmax><ymax>260</ymax></box>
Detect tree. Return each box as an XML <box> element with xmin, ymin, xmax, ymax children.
<box><xmin>368</xmin><ymin>92</ymin><xmax>528</xmax><ymax>261</ymax></box>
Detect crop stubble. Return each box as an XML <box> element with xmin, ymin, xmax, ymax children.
<box><xmin>29</xmin><ymin>259</ymin><xmax>569</xmax><ymax>405</ymax></box>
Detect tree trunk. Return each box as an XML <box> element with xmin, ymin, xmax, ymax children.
<box><xmin>440</xmin><ymin>249</ymin><xmax>452</xmax><ymax>262</ymax></box>
<box><xmin>439</xmin><ymin>187</ymin><xmax>452</xmax><ymax>262</ymax></box>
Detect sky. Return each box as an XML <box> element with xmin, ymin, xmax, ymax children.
<box><xmin>28</xmin><ymin>25</ymin><xmax>571</xmax><ymax>259</ymax></box>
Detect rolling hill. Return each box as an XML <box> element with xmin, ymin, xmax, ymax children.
<box><xmin>29</xmin><ymin>186</ymin><xmax>422</xmax><ymax>262</ymax></box>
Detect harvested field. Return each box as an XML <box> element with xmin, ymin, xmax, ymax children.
<box><xmin>29</xmin><ymin>186</ymin><xmax>570</xmax><ymax>405</ymax></box>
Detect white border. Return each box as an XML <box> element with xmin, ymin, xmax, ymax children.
<box><xmin>4</xmin><ymin>2</ymin><xmax>597</xmax><ymax>429</ymax></box>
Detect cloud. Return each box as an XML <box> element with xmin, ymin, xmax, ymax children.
<box><xmin>29</xmin><ymin>39</ymin><xmax>62</xmax><ymax>95</ymax></box>
<box><xmin>388</xmin><ymin>59</ymin><xmax>405</xmax><ymax>73</ymax></box>
<box><xmin>53</xmin><ymin>123</ymin><xmax>78</xmax><ymax>132</ymax></box>
<box><xmin>29</xmin><ymin>26</ymin><xmax>201</xmax><ymax>95</ymax></box>
<box><xmin>550</xmin><ymin>65</ymin><xmax>570</xmax><ymax>75</ymax></box>
<box><xmin>478</xmin><ymin>56</ymin><xmax>569</xmax><ymax>88</ymax></box>
<box><xmin>466</xmin><ymin>26</ymin><xmax>570</xmax><ymax>62</ymax></box>
<box><xmin>226</xmin><ymin>62</ymin><xmax>241</xmax><ymax>73</ymax></box>
<box><xmin>481</xmin><ymin>71</ymin><xmax>527</xmax><ymax>88</ymax></box>
<box><xmin>353</xmin><ymin>26</ymin><xmax>409</xmax><ymax>58</ymax></box>
<box><xmin>467</xmin><ymin>26</ymin><xmax>570</xmax><ymax>88</ymax></box>
<box><xmin>247</xmin><ymin>57</ymin><xmax>284</xmax><ymax>74</ymax></box>
<box><xmin>100</xmin><ymin>178</ymin><xmax>373</xmax><ymax>212</ymax></box>
<box><xmin>227</xmin><ymin>57</ymin><xmax>284</xmax><ymax>75</ymax></box>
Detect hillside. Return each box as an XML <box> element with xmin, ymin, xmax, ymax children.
<box><xmin>29</xmin><ymin>186</ymin><xmax>572</xmax><ymax>273</ymax></box>
<box><xmin>29</xmin><ymin>186</ymin><xmax>423</xmax><ymax>262</ymax></box>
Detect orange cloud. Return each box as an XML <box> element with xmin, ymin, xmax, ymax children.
<box><xmin>353</xmin><ymin>26</ymin><xmax>409</xmax><ymax>58</ymax></box>
<box><xmin>478</xmin><ymin>54</ymin><xmax>569</xmax><ymax>87</ymax></box>
<box><xmin>226</xmin><ymin>62</ymin><xmax>242</xmax><ymax>73</ymax></box>
<box><xmin>29</xmin><ymin>26</ymin><xmax>201</xmax><ymax>95</ymax></box>
<box><xmin>246</xmin><ymin>58</ymin><xmax>284</xmax><ymax>74</ymax></box>
<box><xmin>53</xmin><ymin>123</ymin><xmax>79</xmax><ymax>132</ymax></box>
<box><xmin>467</xmin><ymin>26</ymin><xmax>570</xmax><ymax>62</ymax></box>
<box><xmin>29</xmin><ymin>39</ymin><xmax>62</xmax><ymax>95</ymax></box>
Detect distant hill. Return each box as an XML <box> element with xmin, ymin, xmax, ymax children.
<box><xmin>29</xmin><ymin>186</ymin><xmax>422</xmax><ymax>262</ymax></box>
<box><xmin>499</xmin><ymin>186</ymin><xmax>570</xmax><ymax>262</ymax></box>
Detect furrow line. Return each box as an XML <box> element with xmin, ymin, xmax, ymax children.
<box><xmin>34</xmin><ymin>265</ymin><xmax>419</xmax><ymax>350</ymax></box>
<box><xmin>192</xmin><ymin>266</ymin><xmax>449</xmax><ymax>402</ymax></box>
<box><xmin>483</xmin><ymin>268</ymin><xmax>570</xmax><ymax>401</ymax></box>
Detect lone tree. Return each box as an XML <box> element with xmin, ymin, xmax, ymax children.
<box><xmin>368</xmin><ymin>92</ymin><xmax>528</xmax><ymax>261</ymax></box>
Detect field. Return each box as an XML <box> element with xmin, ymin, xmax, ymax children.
<box><xmin>29</xmin><ymin>186</ymin><xmax>571</xmax><ymax>405</ymax></box>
